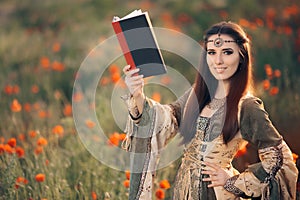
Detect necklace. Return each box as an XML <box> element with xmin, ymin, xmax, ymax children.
<box><xmin>207</xmin><ymin>97</ymin><xmax>226</xmax><ymax>110</ymax></box>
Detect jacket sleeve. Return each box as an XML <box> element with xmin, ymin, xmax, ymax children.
<box><xmin>122</xmin><ymin>89</ymin><xmax>191</xmax><ymax>200</ymax></box>
<box><xmin>123</xmin><ymin>88</ymin><xmax>191</xmax><ymax>150</ymax></box>
<box><xmin>223</xmin><ymin>96</ymin><xmax>298</xmax><ymax>199</ymax></box>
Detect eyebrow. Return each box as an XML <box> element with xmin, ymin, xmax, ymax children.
<box><xmin>222</xmin><ymin>48</ymin><xmax>234</xmax><ymax>51</ymax></box>
<box><xmin>207</xmin><ymin>48</ymin><xmax>234</xmax><ymax>51</ymax></box>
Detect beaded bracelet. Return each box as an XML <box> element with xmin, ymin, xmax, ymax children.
<box><xmin>129</xmin><ymin>111</ymin><xmax>143</xmax><ymax>120</ymax></box>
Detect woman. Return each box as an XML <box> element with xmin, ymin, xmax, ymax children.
<box><xmin>122</xmin><ymin>21</ymin><xmax>298</xmax><ymax>199</ymax></box>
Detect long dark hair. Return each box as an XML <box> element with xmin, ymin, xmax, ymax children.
<box><xmin>180</xmin><ymin>21</ymin><xmax>253</xmax><ymax>144</ymax></box>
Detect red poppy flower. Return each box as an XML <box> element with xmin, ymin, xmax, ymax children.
<box><xmin>7</xmin><ymin>138</ymin><xmax>17</xmax><ymax>148</ymax></box>
<box><xmin>11</xmin><ymin>99</ymin><xmax>22</xmax><ymax>112</ymax></box>
<box><xmin>15</xmin><ymin>147</ymin><xmax>25</xmax><ymax>158</ymax></box>
<box><xmin>155</xmin><ymin>188</ymin><xmax>165</xmax><ymax>199</ymax></box>
<box><xmin>123</xmin><ymin>180</ymin><xmax>130</xmax><ymax>188</ymax></box>
<box><xmin>159</xmin><ymin>179</ymin><xmax>171</xmax><ymax>189</ymax></box>
<box><xmin>35</xmin><ymin>173</ymin><xmax>46</xmax><ymax>182</ymax></box>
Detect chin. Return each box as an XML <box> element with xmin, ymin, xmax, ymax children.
<box><xmin>214</xmin><ymin>76</ymin><xmax>231</xmax><ymax>84</ymax></box>
<box><xmin>213</xmin><ymin>74</ymin><xmax>226</xmax><ymax>80</ymax></box>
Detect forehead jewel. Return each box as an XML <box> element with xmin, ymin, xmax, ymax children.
<box><xmin>205</xmin><ymin>24</ymin><xmax>246</xmax><ymax>47</ymax></box>
<box><xmin>207</xmin><ymin>36</ymin><xmax>236</xmax><ymax>47</ymax></box>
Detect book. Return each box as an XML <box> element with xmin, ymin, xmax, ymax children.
<box><xmin>112</xmin><ymin>9</ymin><xmax>167</xmax><ymax>77</ymax></box>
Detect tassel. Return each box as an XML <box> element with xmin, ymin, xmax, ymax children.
<box><xmin>121</xmin><ymin>135</ymin><xmax>131</xmax><ymax>151</ymax></box>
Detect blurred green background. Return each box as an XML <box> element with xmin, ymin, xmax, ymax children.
<box><xmin>1</xmin><ymin>0</ymin><xmax>299</xmax><ymax>199</ymax></box>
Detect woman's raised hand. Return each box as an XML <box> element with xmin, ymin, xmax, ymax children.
<box><xmin>123</xmin><ymin>65</ymin><xmax>144</xmax><ymax>98</ymax></box>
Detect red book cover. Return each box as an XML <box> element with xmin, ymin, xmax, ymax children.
<box><xmin>112</xmin><ymin>10</ymin><xmax>167</xmax><ymax>78</ymax></box>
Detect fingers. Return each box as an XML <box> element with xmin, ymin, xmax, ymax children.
<box><xmin>203</xmin><ymin>161</ymin><xmax>218</xmax><ymax>170</ymax></box>
<box><xmin>126</xmin><ymin>74</ymin><xmax>144</xmax><ymax>81</ymax></box>
<box><xmin>123</xmin><ymin>65</ymin><xmax>144</xmax><ymax>95</ymax></box>
<box><xmin>126</xmin><ymin>81</ymin><xmax>144</xmax><ymax>93</ymax></box>
<box><xmin>207</xmin><ymin>182</ymin><xmax>217</xmax><ymax>188</ymax></box>
<box><xmin>201</xmin><ymin>170</ymin><xmax>217</xmax><ymax>176</ymax></box>
<box><xmin>201</xmin><ymin>161</ymin><xmax>219</xmax><ymax>178</ymax></box>
<box><xmin>125</xmin><ymin>74</ymin><xmax>144</xmax><ymax>87</ymax></box>
<box><xmin>123</xmin><ymin>65</ymin><xmax>139</xmax><ymax>76</ymax></box>
<box><xmin>201</xmin><ymin>162</ymin><xmax>229</xmax><ymax>188</ymax></box>
<box><xmin>202</xmin><ymin>171</ymin><xmax>221</xmax><ymax>188</ymax></box>
<box><xmin>123</xmin><ymin>65</ymin><xmax>131</xmax><ymax>73</ymax></box>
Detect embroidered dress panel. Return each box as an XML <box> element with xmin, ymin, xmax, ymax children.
<box><xmin>173</xmin><ymin>105</ymin><xmax>246</xmax><ymax>200</ymax></box>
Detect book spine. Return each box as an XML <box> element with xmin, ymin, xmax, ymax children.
<box><xmin>112</xmin><ymin>21</ymin><xmax>136</xmax><ymax>70</ymax></box>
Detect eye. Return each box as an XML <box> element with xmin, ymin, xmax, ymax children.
<box><xmin>207</xmin><ymin>51</ymin><xmax>216</xmax><ymax>55</ymax></box>
<box><xmin>223</xmin><ymin>50</ymin><xmax>234</xmax><ymax>55</ymax></box>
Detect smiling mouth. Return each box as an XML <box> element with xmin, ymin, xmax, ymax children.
<box><xmin>214</xmin><ymin>67</ymin><xmax>227</xmax><ymax>73</ymax></box>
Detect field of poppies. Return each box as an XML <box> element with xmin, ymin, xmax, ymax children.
<box><xmin>1</xmin><ymin>0</ymin><xmax>300</xmax><ymax>199</ymax></box>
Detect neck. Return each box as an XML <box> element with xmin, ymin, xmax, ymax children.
<box><xmin>214</xmin><ymin>81</ymin><xmax>230</xmax><ymax>99</ymax></box>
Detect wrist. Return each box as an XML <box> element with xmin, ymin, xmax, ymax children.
<box><xmin>133</xmin><ymin>92</ymin><xmax>145</xmax><ymax>102</ymax></box>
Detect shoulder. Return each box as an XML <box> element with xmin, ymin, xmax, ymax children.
<box><xmin>238</xmin><ymin>94</ymin><xmax>268</xmax><ymax>126</ymax></box>
<box><xmin>238</xmin><ymin>95</ymin><xmax>283</xmax><ymax>148</ymax></box>
<box><xmin>240</xmin><ymin>94</ymin><xmax>264</xmax><ymax>113</ymax></box>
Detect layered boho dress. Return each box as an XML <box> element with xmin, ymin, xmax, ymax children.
<box><xmin>122</xmin><ymin>89</ymin><xmax>298</xmax><ymax>200</ymax></box>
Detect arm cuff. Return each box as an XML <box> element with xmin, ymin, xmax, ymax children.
<box><xmin>129</xmin><ymin>111</ymin><xmax>143</xmax><ymax>121</ymax></box>
<box><xmin>224</xmin><ymin>175</ymin><xmax>246</xmax><ymax>196</ymax></box>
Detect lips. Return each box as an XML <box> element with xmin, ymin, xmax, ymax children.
<box><xmin>214</xmin><ymin>67</ymin><xmax>227</xmax><ymax>73</ymax></box>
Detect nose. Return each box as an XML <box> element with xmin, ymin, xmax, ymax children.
<box><xmin>215</xmin><ymin>52</ymin><xmax>223</xmax><ymax>65</ymax></box>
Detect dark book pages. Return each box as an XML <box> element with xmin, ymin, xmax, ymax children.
<box><xmin>112</xmin><ymin>10</ymin><xmax>167</xmax><ymax>77</ymax></box>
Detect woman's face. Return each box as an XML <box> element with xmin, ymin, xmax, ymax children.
<box><xmin>206</xmin><ymin>34</ymin><xmax>240</xmax><ymax>82</ymax></box>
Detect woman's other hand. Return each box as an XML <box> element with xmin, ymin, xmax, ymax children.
<box><xmin>201</xmin><ymin>161</ymin><xmax>231</xmax><ymax>188</ymax></box>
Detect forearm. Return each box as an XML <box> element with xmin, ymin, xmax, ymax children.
<box><xmin>125</xmin><ymin>92</ymin><xmax>146</xmax><ymax>123</ymax></box>
<box><xmin>223</xmin><ymin>141</ymin><xmax>298</xmax><ymax>199</ymax></box>
<box><xmin>133</xmin><ymin>92</ymin><xmax>145</xmax><ymax>115</ymax></box>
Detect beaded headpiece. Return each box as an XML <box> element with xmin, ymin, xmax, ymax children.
<box><xmin>207</xmin><ymin>36</ymin><xmax>237</xmax><ymax>47</ymax></box>
<box><xmin>206</xmin><ymin>23</ymin><xmax>237</xmax><ymax>47</ymax></box>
